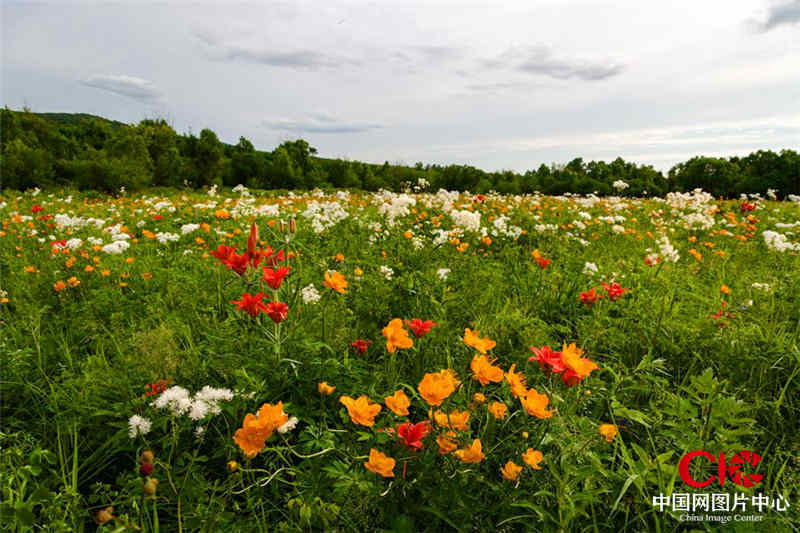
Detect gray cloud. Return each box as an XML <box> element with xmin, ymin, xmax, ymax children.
<box><xmin>757</xmin><ymin>0</ymin><xmax>800</xmax><ymax>31</ymax></box>
<box><xmin>483</xmin><ymin>45</ymin><xmax>625</xmax><ymax>81</ymax></box>
<box><xmin>80</xmin><ymin>74</ymin><xmax>162</xmax><ymax>103</ymax></box>
<box><xmin>195</xmin><ymin>30</ymin><xmax>357</xmax><ymax>70</ymax></box>
<box><xmin>262</xmin><ymin>113</ymin><xmax>382</xmax><ymax>134</ymax></box>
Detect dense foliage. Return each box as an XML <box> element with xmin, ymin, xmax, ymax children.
<box><xmin>2</xmin><ymin>108</ymin><xmax>799</xmax><ymax>198</ymax></box>
<box><xmin>1</xmin><ymin>185</ymin><xmax>798</xmax><ymax>531</ymax></box>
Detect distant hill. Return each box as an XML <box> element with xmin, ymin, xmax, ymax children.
<box><xmin>33</xmin><ymin>112</ymin><xmax>129</xmax><ymax>130</ymax></box>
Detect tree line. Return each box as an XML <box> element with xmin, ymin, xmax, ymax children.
<box><xmin>1</xmin><ymin>108</ymin><xmax>798</xmax><ymax>198</ymax></box>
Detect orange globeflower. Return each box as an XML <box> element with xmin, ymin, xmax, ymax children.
<box><xmin>463</xmin><ymin>328</ymin><xmax>496</xmax><ymax>354</ymax></box>
<box><xmin>324</xmin><ymin>271</ymin><xmax>348</xmax><ymax>293</ymax></box>
<box><xmin>318</xmin><ymin>382</ymin><xmax>336</xmax><ymax>395</ymax></box>
<box><xmin>382</xmin><ymin>319</ymin><xmax>413</xmax><ymax>353</ymax></box>
<box><xmin>522</xmin><ymin>448</ymin><xmax>543</xmax><ymax>470</ymax></box>
<box><xmin>339</xmin><ymin>395</ymin><xmax>382</xmax><ymax>427</ymax></box>
<box><xmin>431</xmin><ymin>409</ymin><xmax>470</xmax><ymax>431</ymax></box>
<box><xmin>560</xmin><ymin>343</ymin><xmax>599</xmax><ymax>382</ymax></box>
<box><xmin>385</xmin><ymin>390</ymin><xmax>411</xmax><ymax>416</ymax></box>
<box><xmin>67</xmin><ymin>276</ymin><xmax>80</xmax><ymax>288</ymax></box>
<box><xmin>599</xmin><ymin>424</ymin><xmax>618</xmax><ymax>442</ymax></box>
<box><xmin>520</xmin><ymin>389</ymin><xmax>554</xmax><ymax>419</ymax></box>
<box><xmin>471</xmin><ymin>354</ymin><xmax>504</xmax><ymax>385</ymax></box>
<box><xmin>472</xmin><ymin>392</ymin><xmax>486</xmax><ymax>404</ymax></box>
<box><xmin>437</xmin><ymin>431</ymin><xmax>458</xmax><ymax>454</ymax></box>
<box><xmin>53</xmin><ymin>280</ymin><xmax>66</xmax><ymax>292</ymax></box>
<box><xmin>500</xmin><ymin>460</ymin><xmax>523</xmax><ymax>481</ymax></box>
<box><xmin>504</xmin><ymin>364</ymin><xmax>528</xmax><ymax>398</ymax></box>
<box><xmin>418</xmin><ymin>370</ymin><xmax>459</xmax><ymax>406</ymax></box>
<box><xmin>488</xmin><ymin>402</ymin><xmax>508</xmax><ymax>420</ymax></box>
<box><xmin>233</xmin><ymin>402</ymin><xmax>289</xmax><ymax>457</ymax></box>
<box><xmin>454</xmin><ymin>439</ymin><xmax>484</xmax><ymax>463</ymax></box>
<box><xmin>364</xmin><ymin>449</ymin><xmax>395</xmax><ymax>477</ymax></box>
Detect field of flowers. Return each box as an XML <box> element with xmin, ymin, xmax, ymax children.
<box><xmin>1</xmin><ymin>184</ymin><xmax>799</xmax><ymax>532</ymax></box>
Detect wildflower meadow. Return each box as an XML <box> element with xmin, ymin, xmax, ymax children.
<box><xmin>1</xmin><ymin>184</ymin><xmax>799</xmax><ymax>532</ymax></box>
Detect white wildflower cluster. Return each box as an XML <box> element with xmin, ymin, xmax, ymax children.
<box><xmin>583</xmin><ymin>262</ymin><xmax>599</xmax><ymax>276</ymax></box>
<box><xmin>751</xmin><ymin>282</ymin><xmax>772</xmax><ymax>292</ymax></box>
<box><xmin>128</xmin><ymin>415</ymin><xmax>152</xmax><ymax>438</ymax></box>
<box><xmin>450</xmin><ymin>209</ymin><xmax>481</xmax><ymax>232</ymax></box>
<box><xmin>490</xmin><ymin>216</ymin><xmax>523</xmax><ymax>239</ymax></box>
<box><xmin>65</xmin><ymin>238</ymin><xmax>83</xmax><ymax>250</ymax></box>
<box><xmin>156</xmin><ymin>232</ymin><xmax>180</xmax><ymax>244</ymax></box>
<box><xmin>763</xmin><ymin>230</ymin><xmax>800</xmax><ymax>252</ymax></box>
<box><xmin>774</xmin><ymin>221</ymin><xmax>800</xmax><ymax>229</ymax></box>
<box><xmin>665</xmin><ymin>189</ymin><xmax>714</xmax><ymax>210</ymax></box>
<box><xmin>611</xmin><ymin>224</ymin><xmax>626</xmax><ymax>234</ymax></box>
<box><xmin>535</xmin><ymin>224</ymin><xmax>558</xmax><ymax>233</ymax></box>
<box><xmin>787</xmin><ymin>195</ymin><xmax>800</xmax><ymax>203</ymax></box>
<box><xmin>437</xmin><ymin>268</ymin><xmax>451</xmax><ymax>280</ymax></box>
<box><xmin>207</xmin><ymin>184</ymin><xmax>219</xmax><ymax>197</ymax></box>
<box><xmin>683</xmin><ymin>212</ymin><xmax>715</xmax><ymax>230</ymax></box>
<box><xmin>414</xmin><ymin>178</ymin><xmax>430</xmax><ymax>192</ymax></box>
<box><xmin>53</xmin><ymin>214</ymin><xmax>105</xmax><ymax>230</ymax></box>
<box><xmin>232</xmin><ymin>184</ymin><xmax>249</xmax><ymax>196</ymax></box>
<box><xmin>376</xmin><ymin>192</ymin><xmax>416</xmax><ymax>226</ymax></box>
<box><xmin>151</xmin><ymin>200</ymin><xmax>175</xmax><ymax>212</ymax></box>
<box><xmin>612</xmin><ymin>180</ymin><xmax>629</xmax><ymax>191</ymax></box>
<box><xmin>181</xmin><ymin>223</ymin><xmax>200</xmax><ymax>234</ymax></box>
<box><xmin>767</xmin><ymin>189</ymin><xmax>778</xmax><ymax>200</ymax></box>
<box><xmin>380</xmin><ymin>266</ymin><xmax>394</xmax><ymax>280</ymax></box>
<box><xmin>657</xmin><ymin>235</ymin><xmax>680</xmax><ymax>263</ymax></box>
<box><xmin>102</xmin><ymin>240</ymin><xmax>130</xmax><ymax>254</ymax></box>
<box><xmin>152</xmin><ymin>385</ymin><xmax>234</xmax><ymax>421</ymax></box>
<box><xmin>301</xmin><ymin>201</ymin><xmax>349</xmax><ymax>233</ymax></box>
<box><xmin>301</xmin><ymin>284</ymin><xmax>321</xmax><ymax>304</ymax></box>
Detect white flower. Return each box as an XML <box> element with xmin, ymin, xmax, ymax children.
<box><xmin>763</xmin><ymin>230</ymin><xmax>800</xmax><ymax>252</ymax></box>
<box><xmin>380</xmin><ymin>265</ymin><xmax>394</xmax><ymax>280</ymax></box>
<box><xmin>437</xmin><ymin>268</ymin><xmax>451</xmax><ymax>280</ymax></box>
<box><xmin>301</xmin><ymin>284</ymin><xmax>321</xmax><ymax>304</ymax></box>
<box><xmin>751</xmin><ymin>282</ymin><xmax>771</xmax><ymax>292</ymax></box>
<box><xmin>194</xmin><ymin>426</ymin><xmax>205</xmax><ymax>439</ymax></box>
<box><xmin>612</xmin><ymin>180</ymin><xmax>629</xmax><ymax>191</ymax></box>
<box><xmin>181</xmin><ymin>223</ymin><xmax>200</xmax><ymax>235</ymax></box>
<box><xmin>656</xmin><ymin>236</ymin><xmax>680</xmax><ymax>263</ymax></box>
<box><xmin>128</xmin><ymin>415</ymin><xmax>152</xmax><ymax>438</ymax></box>
<box><xmin>583</xmin><ymin>262</ymin><xmax>598</xmax><ymax>276</ymax></box>
<box><xmin>277</xmin><ymin>416</ymin><xmax>299</xmax><ymax>434</ymax></box>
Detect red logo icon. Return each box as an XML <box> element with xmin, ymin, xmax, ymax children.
<box><xmin>678</xmin><ymin>450</ymin><xmax>763</xmax><ymax>488</ymax></box>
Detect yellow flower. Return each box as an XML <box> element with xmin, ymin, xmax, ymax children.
<box><xmin>226</xmin><ymin>461</ymin><xmax>239</xmax><ymax>473</ymax></box>
<box><xmin>339</xmin><ymin>395</ymin><xmax>382</xmax><ymax>427</ymax></box>
<box><xmin>470</xmin><ymin>354</ymin><xmax>504</xmax><ymax>385</ymax></box>
<box><xmin>454</xmin><ymin>439</ymin><xmax>484</xmax><ymax>463</ymax></box>
<box><xmin>364</xmin><ymin>449</ymin><xmax>395</xmax><ymax>477</ymax></box>
<box><xmin>354</xmin><ymin>267</ymin><xmax>364</xmax><ymax>277</ymax></box>
<box><xmin>436</xmin><ymin>431</ymin><xmax>458</xmax><ymax>454</ymax></box>
<box><xmin>385</xmin><ymin>390</ymin><xmax>411</xmax><ymax>416</ymax></box>
<box><xmin>561</xmin><ymin>343</ymin><xmax>598</xmax><ymax>380</ymax></box>
<box><xmin>431</xmin><ymin>409</ymin><xmax>470</xmax><ymax>431</ymax></box>
<box><xmin>472</xmin><ymin>392</ymin><xmax>486</xmax><ymax>404</ymax></box>
<box><xmin>318</xmin><ymin>382</ymin><xmax>336</xmax><ymax>395</ymax></box>
<box><xmin>67</xmin><ymin>276</ymin><xmax>80</xmax><ymax>288</ymax></box>
<box><xmin>324</xmin><ymin>271</ymin><xmax>348</xmax><ymax>293</ymax></box>
<box><xmin>418</xmin><ymin>370</ymin><xmax>459</xmax><ymax>406</ymax></box>
<box><xmin>463</xmin><ymin>328</ymin><xmax>496</xmax><ymax>354</ymax></box>
<box><xmin>504</xmin><ymin>364</ymin><xmax>528</xmax><ymax>398</ymax></box>
<box><xmin>382</xmin><ymin>319</ymin><xmax>413</xmax><ymax>353</ymax></box>
<box><xmin>520</xmin><ymin>389</ymin><xmax>553</xmax><ymax>419</ymax></box>
<box><xmin>488</xmin><ymin>402</ymin><xmax>507</xmax><ymax>420</ymax></box>
<box><xmin>522</xmin><ymin>448</ymin><xmax>543</xmax><ymax>470</ymax></box>
<box><xmin>500</xmin><ymin>460</ymin><xmax>522</xmax><ymax>481</ymax></box>
<box><xmin>233</xmin><ymin>402</ymin><xmax>289</xmax><ymax>457</ymax></box>
<box><xmin>599</xmin><ymin>424</ymin><xmax>618</xmax><ymax>442</ymax></box>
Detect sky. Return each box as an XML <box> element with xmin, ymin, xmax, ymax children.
<box><xmin>2</xmin><ymin>0</ymin><xmax>799</xmax><ymax>172</ymax></box>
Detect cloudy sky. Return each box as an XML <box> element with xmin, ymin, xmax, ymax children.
<box><xmin>2</xmin><ymin>0</ymin><xmax>799</xmax><ymax>171</ymax></box>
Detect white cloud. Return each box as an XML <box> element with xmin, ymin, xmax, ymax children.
<box><xmin>80</xmin><ymin>74</ymin><xmax>162</xmax><ymax>103</ymax></box>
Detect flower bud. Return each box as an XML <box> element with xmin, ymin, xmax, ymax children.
<box><xmin>140</xmin><ymin>450</ymin><xmax>155</xmax><ymax>464</ymax></box>
<box><xmin>227</xmin><ymin>460</ymin><xmax>239</xmax><ymax>473</ymax></box>
<box><xmin>139</xmin><ymin>462</ymin><xmax>154</xmax><ymax>476</ymax></box>
<box><xmin>95</xmin><ymin>506</ymin><xmax>114</xmax><ymax>525</ymax></box>
<box><xmin>289</xmin><ymin>217</ymin><xmax>296</xmax><ymax>234</ymax></box>
<box><xmin>143</xmin><ymin>478</ymin><xmax>159</xmax><ymax>497</ymax></box>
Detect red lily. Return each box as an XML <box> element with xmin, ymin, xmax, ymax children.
<box><xmin>231</xmin><ymin>292</ymin><xmax>269</xmax><ymax>317</ymax></box>
<box><xmin>247</xmin><ymin>222</ymin><xmax>259</xmax><ymax>256</ymax></box>
<box><xmin>529</xmin><ymin>345</ymin><xmax>566</xmax><ymax>375</ymax></box>
<box><xmin>350</xmin><ymin>339</ymin><xmax>372</xmax><ymax>355</ymax></box>
<box><xmin>579</xmin><ymin>288</ymin><xmax>602</xmax><ymax>308</ymax></box>
<box><xmin>602</xmin><ymin>282</ymin><xmax>629</xmax><ymax>301</ymax></box>
<box><xmin>262</xmin><ymin>266</ymin><xmax>291</xmax><ymax>290</ymax></box>
<box><xmin>265</xmin><ymin>301</ymin><xmax>289</xmax><ymax>323</ymax></box>
<box><xmin>405</xmin><ymin>319</ymin><xmax>438</xmax><ymax>338</ymax></box>
<box><xmin>31</xmin><ymin>204</ymin><xmax>43</xmax><ymax>213</ymax></box>
<box><xmin>740</xmin><ymin>202</ymin><xmax>756</xmax><ymax>213</ymax></box>
<box><xmin>261</xmin><ymin>246</ymin><xmax>285</xmax><ymax>268</ymax></box>
<box><xmin>561</xmin><ymin>369</ymin><xmax>583</xmax><ymax>387</ymax></box>
<box><xmin>210</xmin><ymin>245</ymin><xmax>236</xmax><ymax>263</ymax></box>
<box><xmin>225</xmin><ymin>252</ymin><xmax>251</xmax><ymax>276</ymax></box>
<box><xmin>397</xmin><ymin>420</ymin><xmax>431</xmax><ymax>451</ymax></box>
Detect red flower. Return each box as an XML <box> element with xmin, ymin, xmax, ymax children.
<box><xmin>231</xmin><ymin>292</ymin><xmax>269</xmax><ymax>317</ymax></box>
<box><xmin>473</xmin><ymin>194</ymin><xmax>486</xmax><ymax>203</ymax></box>
<box><xmin>225</xmin><ymin>252</ymin><xmax>251</xmax><ymax>276</ymax></box>
<box><xmin>247</xmin><ymin>222</ymin><xmax>259</xmax><ymax>257</ymax></box>
<box><xmin>535</xmin><ymin>257</ymin><xmax>551</xmax><ymax>269</ymax></box>
<box><xmin>31</xmin><ymin>204</ymin><xmax>44</xmax><ymax>214</ymax></box>
<box><xmin>262</xmin><ymin>266</ymin><xmax>291</xmax><ymax>290</ymax></box>
<box><xmin>152</xmin><ymin>215</ymin><xmax>163</xmax><ymax>221</ymax></box>
<box><xmin>579</xmin><ymin>288</ymin><xmax>602</xmax><ymax>308</ymax></box>
<box><xmin>602</xmin><ymin>282</ymin><xmax>629</xmax><ymax>301</ymax></box>
<box><xmin>143</xmin><ymin>379</ymin><xmax>171</xmax><ymax>397</ymax></box>
<box><xmin>561</xmin><ymin>369</ymin><xmax>583</xmax><ymax>387</ymax></box>
<box><xmin>261</xmin><ymin>246</ymin><xmax>285</xmax><ymax>268</ymax></box>
<box><xmin>265</xmin><ymin>301</ymin><xmax>289</xmax><ymax>323</ymax></box>
<box><xmin>740</xmin><ymin>202</ymin><xmax>756</xmax><ymax>212</ymax></box>
<box><xmin>139</xmin><ymin>462</ymin><xmax>154</xmax><ymax>476</ymax></box>
<box><xmin>397</xmin><ymin>420</ymin><xmax>431</xmax><ymax>451</ymax></box>
<box><xmin>405</xmin><ymin>319</ymin><xmax>438</xmax><ymax>338</ymax></box>
<box><xmin>350</xmin><ymin>339</ymin><xmax>372</xmax><ymax>355</ymax></box>
<box><xmin>211</xmin><ymin>245</ymin><xmax>236</xmax><ymax>263</ymax></box>
<box><xmin>529</xmin><ymin>345</ymin><xmax>566</xmax><ymax>375</ymax></box>
<box><xmin>50</xmin><ymin>240</ymin><xmax>67</xmax><ymax>249</ymax></box>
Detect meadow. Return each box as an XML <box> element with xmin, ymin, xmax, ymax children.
<box><xmin>1</xmin><ymin>184</ymin><xmax>798</xmax><ymax>532</ymax></box>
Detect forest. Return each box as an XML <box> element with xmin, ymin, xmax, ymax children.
<box><xmin>1</xmin><ymin>108</ymin><xmax>798</xmax><ymax>197</ymax></box>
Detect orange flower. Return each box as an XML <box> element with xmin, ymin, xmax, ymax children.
<box><xmin>67</xmin><ymin>276</ymin><xmax>80</xmax><ymax>288</ymax></box>
<box><xmin>504</xmin><ymin>364</ymin><xmax>528</xmax><ymax>398</ymax></box>
<box><xmin>100</xmin><ymin>269</ymin><xmax>111</xmax><ymax>276</ymax></box>
<box><xmin>454</xmin><ymin>439</ymin><xmax>484</xmax><ymax>463</ymax></box>
<box><xmin>53</xmin><ymin>280</ymin><xmax>66</xmax><ymax>292</ymax></box>
<box><xmin>599</xmin><ymin>424</ymin><xmax>618</xmax><ymax>442</ymax></box>
<box><xmin>488</xmin><ymin>402</ymin><xmax>508</xmax><ymax>420</ymax></box>
<box><xmin>470</xmin><ymin>354</ymin><xmax>504</xmax><ymax>385</ymax></box>
<box><xmin>233</xmin><ymin>402</ymin><xmax>289</xmax><ymax>457</ymax></box>
<box><xmin>436</xmin><ymin>431</ymin><xmax>458</xmax><ymax>454</ymax></box>
<box><xmin>364</xmin><ymin>449</ymin><xmax>395</xmax><ymax>477</ymax></box>
<box><xmin>522</xmin><ymin>448</ymin><xmax>543</xmax><ymax>470</ymax></box>
<box><xmin>324</xmin><ymin>271</ymin><xmax>348</xmax><ymax>293</ymax></box>
<box><xmin>520</xmin><ymin>389</ymin><xmax>553</xmax><ymax>419</ymax></box>
<box><xmin>24</xmin><ymin>266</ymin><xmax>37</xmax><ymax>273</ymax></box>
<box><xmin>720</xmin><ymin>284</ymin><xmax>731</xmax><ymax>295</ymax></box>
<box><xmin>334</xmin><ymin>253</ymin><xmax>345</xmax><ymax>262</ymax></box>
<box><xmin>215</xmin><ymin>209</ymin><xmax>230</xmax><ymax>219</ymax></box>
<box><xmin>560</xmin><ymin>343</ymin><xmax>598</xmax><ymax>380</ymax></box>
<box><xmin>339</xmin><ymin>395</ymin><xmax>382</xmax><ymax>427</ymax></box>
<box><xmin>385</xmin><ymin>390</ymin><xmax>411</xmax><ymax>416</ymax></box>
<box><xmin>431</xmin><ymin>409</ymin><xmax>470</xmax><ymax>431</ymax></box>
<box><xmin>382</xmin><ymin>319</ymin><xmax>414</xmax><ymax>353</ymax></box>
<box><xmin>500</xmin><ymin>460</ymin><xmax>522</xmax><ymax>481</ymax></box>
<box><xmin>472</xmin><ymin>392</ymin><xmax>486</xmax><ymax>404</ymax></box>
<box><xmin>418</xmin><ymin>370</ymin><xmax>459</xmax><ymax>406</ymax></box>
<box><xmin>318</xmin><ymin>382</ymin><xmax>336</xmax><ymax>395</ymax></box>
<box><xmin>463</xmin><ymin>328</ymin><xmax>496</xmax><ymax>354</ymax></box>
